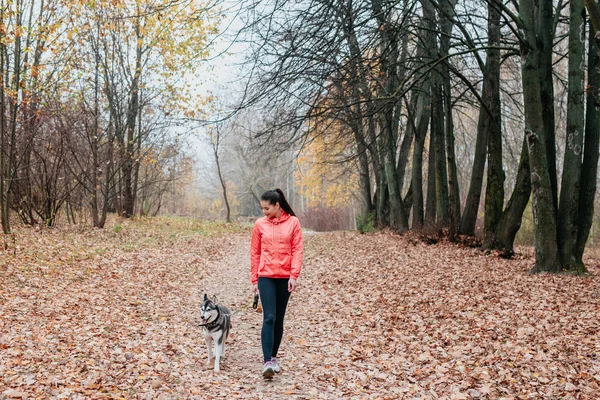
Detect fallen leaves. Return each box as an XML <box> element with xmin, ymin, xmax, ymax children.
<box><xmin>0</xmin><ymin>221</ymin><xmax>599</xmax><ymax>399</ymax></box>
<box><xmin>289</xmin><ymin>230</ymin><xmax>600</xmax><ymax>398</ymax></box>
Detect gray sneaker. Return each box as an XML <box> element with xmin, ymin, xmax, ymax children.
<box><xmin>262</xmin><ymin>360</ymin><xmax>275</xmax><ymax>378</ymax></box>
<box><xmin>271</xmin><ymin>357</ymin><xmax>281</xmax><ymax>373</ymax></box>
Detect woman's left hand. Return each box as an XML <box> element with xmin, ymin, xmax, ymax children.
<box><xmin>288</xmin><ymin>278</ymin><xmax>297</xmax><ymax>292</ymax></box>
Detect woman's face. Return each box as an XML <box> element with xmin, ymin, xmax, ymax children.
<box><xmin>260</xmin><ymin>200</ymin><xmax>281</xmax><ymax>219</ymax></box>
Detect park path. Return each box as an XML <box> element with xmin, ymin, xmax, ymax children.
<box><xmin>192</xmin><ymin>233</ymin><xmax>316</xmax><ymax>400</ymax></box>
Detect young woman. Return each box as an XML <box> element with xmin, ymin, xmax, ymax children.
<box><xmin>250</xmin><ymin>188</ymin><xmax>303</xmax><ymax>378</ymax></box>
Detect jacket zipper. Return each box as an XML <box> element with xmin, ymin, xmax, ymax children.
<box><xmin>272</xmin><ymin>221</ymin><xmax>280</xmax><ymax>256</ymax></box>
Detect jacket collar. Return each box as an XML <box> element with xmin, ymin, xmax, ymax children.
<box><xmin>268</xmin><ymin>210</ymin><xmax>290</xmax><ymax>224</ymax></box>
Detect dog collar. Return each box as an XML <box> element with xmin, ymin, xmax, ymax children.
<box><xmin>201</xmin><ymin>306</ymin><xmax>221</xmax><ymax>328</ymax></box>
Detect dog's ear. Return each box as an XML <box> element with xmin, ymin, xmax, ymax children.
<box><xmin>212</xmin><ymin>295</ymin><xmax>218</xmax><ymax>304</ymax></box>
<box><xmin>203</xmin><ymin>293</ymin><xmax>208</xmax><ymax>301</ymax></box>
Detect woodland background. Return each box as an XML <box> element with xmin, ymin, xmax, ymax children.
<box><xmin>1</xmin><ymin>1</ymin><xmax>600</xmax><ymax>398</ymax></box>
<box><xmin>2</xmin><ymin>0</ymin><xmax>600</xmax><ymax>273</ymax></box>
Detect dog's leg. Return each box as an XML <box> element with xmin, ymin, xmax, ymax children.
<box><xmin>222</xmin><ymin>326</ymin><xmax>229</xmax><ymax>359</ymax></box>
<box><xmin>205</xmin><ymin>336</ymin><xmax>213</xmax><ymax>366</ymax></box>
<box><xmin>214</xmin><ymin>342</ymin><xmax>221</xmax><ymax>372</ymax></box>
<box><xmin>214</xmin><ymin>332</ymin><xmax>224</xmax><ymax>372</ymax></box>
<box><xmin>222</xmin><ymin>332</ymin><xmax>226</xmax><ymax>359</ymax></box>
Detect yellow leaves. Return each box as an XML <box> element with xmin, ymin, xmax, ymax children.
<box><xmin>296</xmin><ymin>121</ymin><xmax>358</xmax><ymax>208</ymax></box>
<box><xmin>14</xmin><ymin>25</ymin><xmax>25</xmax><ymax>38</ymax></box>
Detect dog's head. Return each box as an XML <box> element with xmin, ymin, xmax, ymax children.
<box><xmin>200</xmin><ymin>294</ymin><xmax>219</xmax><ymax>325</ymax></box>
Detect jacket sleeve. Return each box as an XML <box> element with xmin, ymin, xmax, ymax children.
<box><xmin>250</xmin><ymin>223</ymin><xmax>262</xmax><ymax>285</ymax></box>
<box><xmin>290</xmin><ymin>218</ymin><xmax>304</xmax><ymax>280</ymax></box>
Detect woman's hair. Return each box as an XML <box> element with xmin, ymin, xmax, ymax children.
<box><xmin>261</xmin><ymin>188</ymin><xmax>296</xmax><ymax>216</ymax></box>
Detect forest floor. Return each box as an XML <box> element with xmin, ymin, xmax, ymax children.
<box><xmin>0</xmin><ymin>217</ymin><xmax>599</xmax><ymax>399</ymax></box>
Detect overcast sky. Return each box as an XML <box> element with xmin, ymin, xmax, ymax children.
<box><xmin>187</xmin><ymin>1</ymin><xmax>249</xmax><ymax>189</ymax></box>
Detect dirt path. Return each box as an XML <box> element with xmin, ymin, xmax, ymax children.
<box><xmin>192</xmin><ymin>233</ymin><xmax>311</xmax><ymax>399</ymax></box>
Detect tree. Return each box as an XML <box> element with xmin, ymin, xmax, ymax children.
<box><xmin>210</xmin><ymin>125</ymin><xmax>232</xmax><ymax>222</ymax></box>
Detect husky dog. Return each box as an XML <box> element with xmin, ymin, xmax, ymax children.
<box><xmin>200</xmin><ymin>294</ymin><xmax>232</xmax><ymax>372</ymax></box>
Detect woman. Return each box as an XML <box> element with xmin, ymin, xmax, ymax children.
<box><xmin>250</xmin><ymin>188</ymin><xmax>303</xmax><ymax>378</ymax></box>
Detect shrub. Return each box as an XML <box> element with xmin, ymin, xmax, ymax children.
<box><xmin>356</xmin><ymin>212</ymin><xmax>375</xmax><ymax>234</ymax></box>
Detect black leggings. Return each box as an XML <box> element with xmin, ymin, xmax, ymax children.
<box><xmin>257</xmin><ymin>277</ymin><xmax>291</xmax><ymax>362</ymax></box>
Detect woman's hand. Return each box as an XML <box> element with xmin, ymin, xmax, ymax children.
<box><xmin>288</xmin><ymin>278</ymin><xmax>297</xmax><ymax>292</ymax></box>
<box><xmin>253</xmin><ymin>284</ymin><xmax>258</xmax><ymax>294</ymax></box>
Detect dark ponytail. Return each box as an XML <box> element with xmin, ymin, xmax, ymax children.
<box><xmin>261</xmin><ymin>188</ymin><xmax>296</xmax><ymax>217</ymax></box>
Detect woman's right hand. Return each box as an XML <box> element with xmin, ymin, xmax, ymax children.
<box><xmin>253</xmin><ymin>284</ymin><xmax>258</xmax><ymax>294</ymax></box>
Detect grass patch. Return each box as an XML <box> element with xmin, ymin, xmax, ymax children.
<box><xmin>0</xmin><ymin>215</ymin><xmax>252</xmax><ymax>268</ymax></box>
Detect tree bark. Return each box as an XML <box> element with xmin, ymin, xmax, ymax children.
<box><xmin>432</xmin><ymin>73</ymin><xmax>450</xmax><ymax>228</ymax></box>
<box><xmin>4</xmin><ymin>0</ymin><xmax>23</xmax><ymax>233</ymax></box>
<box><xmin>575</xmin><ymin>13</ymin><xmax>600</xmax><ymax>264</ymax></box>
<box><xmin>539</xmin><ymin>0</ymin><xmax>558</xmax><ymax>214</ymax></box>
<box><xmin>122</xmin><ymin>10</ymin><xmax>143</xmax><ymax>218</ymax></box>
<box><xmin>483</xmin><ymin>2</ymin><xmax>504</xmax><ymax>247</ymax></box>
<box><xmin>557</xmin><ymin>0</ymin><xmax>586</xmax><ymax>271</ymax></box>
<box><xmin>213</xmin><ymin>130</ymin><xmax>231</xmax><ymax>223</ymax></box>
<box><xmin>425</xmin><ymin>124</ymin><xmax>436</xmax><ymax>228</ymax></box>
<box><xmin>0</xmin><ymin>1</ymin><xmax>8</xmax><ymax>234</ymax></box>
<box><xmin>494</xmin><ymin>138</ymin><xmax>531</xmax><ymax>254</ymax></box>
<box><xmin>409</xmin><ymin>0</ymin><xmax>435</xmax><ymax>230</ymax></box>
<box><xmin>439</xmin><ymin>0</ymin><xmax>459</xmax><ymax>237</ymax></box>
<box><xmin>520</xmin><ymin>0</ymin><xmax>561</xmax><ymax>273</ymax></box>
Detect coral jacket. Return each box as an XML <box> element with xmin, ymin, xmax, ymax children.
<box><xmin>250</xmin><ymin>211</ymin><xmax>303</xmax><ymax>284</ymax></box>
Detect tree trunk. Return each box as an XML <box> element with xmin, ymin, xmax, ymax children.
<box><xmin>409</xmin><ymin>0</ymin><xmax>435</xmax><ymax>230</ymax></box>
<box><xmin>411</xmin><ymin>125</ymin><xmax>426</xmax><ymax>229</ymax></box>
<box><xmin>98</xmin><ymin>88</ymin><xmax>117</xmax><ymax>229</ymax></box>
<box><xmin>520</xmin><ymin>0</ymin><xmax>561</xmax><ymax>273</ymax></box>
<box><xmin>575</xmin><ymin>9</ymin><xmax>600</xmax><ymax>264</ymax></box>
<box><xmin>0</xmin><ymin>2</ymin><xmax>8</xmax><ymax>234</ymax></box>
<box><xmin>432</xmin><ymin>73</ymin><xmax>450</xmax><ymax>228</ymax></box>
<box><xmin>122</xmin><ymin>12</ymin><xmax>143</xmax><ymax>218</ymax></box>
<box><xmin>396</xmin><ymin>117</ymin><xmax>413</xmax><ymax>198</ymax></box>
<box><xmin>91</xmin><ymin>33</ymin><xmax>101</xmax><ymax>227</ymax></box>
<box><xmin>425</xmin><ymin>125</ymin><xmax>436</xmax><ymax>228</ymax></box>
<box><xmin>494</xmin><ymin>138</ymin><xmax>531</xmax><ymax>254</ymax></box>
<box><xmin>557</xmin><ymin>0</ymin><xmax>586</xmax><ymax>271</ymax></box>
<box><xmin>439</xmin><ymin>0</ymin><xmax>460</xmax><ymax>237</ymax></box>
<box><xmin>460</xmin><ymin>87</ymin><xmax>489</xmax><ymax>235</ymax></box>
<box><xmin>353</xmin><ymin>117</ymin><xmax>373</xmax><ymax>218</ymax></box>
<box><xmin>444</xmin><ymin>76</ymin><xmax>460</xmax><ymax>236</ymax></box>
<box><xmin>4</xmin><ymin>0</ymin><xmax>23</xmax><ymax>233</ymax></box>
<box><xmin>133</xmin><ymin>90</ymin><xmax>143</xmax><ymax>217</ymax></box>
<box><xmin>375</xmin><ymin>168</ymin><xmax>388</xmax><ymax>226</ymax></box>
<box><xmin>214</xmin><ymin>128</ymin><xmax>232</xmax><ymax>223</ymax></box>
<box><xmin>407</xmin><ymin>86</ymin><xmax>431</xmax><ymax>230</ymax></box>
<box><xmin>540</xmin><ymin>0</ymin><xmax>558</xmax><ymax>214</ymax></box>
<box><xmin>483</xmin><ymin>2</ymin><xmax>504</xmax><ymax>247</ymax></box>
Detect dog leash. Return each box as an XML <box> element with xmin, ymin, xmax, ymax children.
<box><xmin>197</xmin><ymin>306</ymin><xmax>251</xmax><ymax>327</ymax></box>
<box><xmin>198</xmin><ymin>295</ymin><xmax>259</xmax><ymax>327</ymax></box>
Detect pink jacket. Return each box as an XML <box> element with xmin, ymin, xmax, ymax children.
<box><xmin>250</xmin><ymin>211</ymin><xmax>303</xmax><ymax>284</ymax></box>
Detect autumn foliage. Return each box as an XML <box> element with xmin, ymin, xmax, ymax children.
<box><xmin>0</xmin><ymin>0</ymin><xmax>220</xmax><ymax>231</ymax></box>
